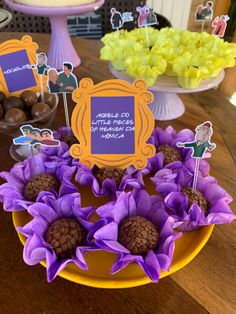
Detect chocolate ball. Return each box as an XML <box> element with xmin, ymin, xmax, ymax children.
<box><xmin>5</xmin><ymin>108</ymin><xmax>26</xmax><ymax>124</ymax></box>
<box><xmin>20</xmin><ymin>90</ymin><xmax>38</xmax><ymax>108</ymax></box>
<box><xmin>181</xmin><ymin>186</ymin><xmax>208</xmax><ymax>214</ymax></box>
<box><xmin>0</xmin><ymin>122</ymin><xmax>18</xmax><ymax>134</ymax></box>
<box><xmin>156</xmin><ymin>144</ymin><xmax>182</xmax><ymax>166</ymax></box>
<box><xmin>93</xmin><ymin>167</ymin><xmax>124</xmax><ymax>188</ymax></box>
<box><xmin>23</xmin><ymin>173</ymin><xmax>60</xmax><ymax>202</ymax></box>
<box><xmin>0</xmin><ymin>91</ymin><xmax>6</xmax><ymax>104</ymax></box>
<box><xmin>45</xmin><ymin>218</ymin><xmax>87</xmax><ymax>260</ymax></box>
<box><xmin>118</xmin><ymin>216</ymin><xmax>160</xmax><ymax>256</ymax></box>
<box><xmin>39</xmin><ymin>93</ymin><xmax>56</xmax><ymax>108</ymax></box>
<box><xmin>31</xmin><ymin>102</ymin><xmax>51</xmax><ymax>120</ymax></box>
<box><xmin>0</xmin><ymin>104</ymin><xmax>4</xmax><ymax>119</ymax></box>
<box><xmin>3</xmin><ymin>96</ymin><xmax>24</xmax><ymax>111</ymax></box>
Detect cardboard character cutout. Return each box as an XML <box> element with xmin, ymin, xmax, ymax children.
<box><xmin>110</xmin><ymin>8</ymin><xmax>134</xmax><ymax>30</ymax></box>
<box><xmin>32</xmin><ymin>53</ymin><xmax>50</xmax><ymax>76</ymax></box>
<box><xmin>195</xmin><ymin>1</ymin><xmax>214</xmax><ymax>21</ymax></box>
<box><xmin>177</xmin><ymin>121</ymin><xmax>216</xmax><ymax>190</ymax></box>
<box><xmin>177</xmin><ymin>121</ymin><xmax>216</xmax><ymax>158</ymax></box>
<box><xmin>47</xmin><ymin>62</ymin><xmax>78</xmax><ymax>94</ymax></box>
<box><xmin>212</xmin><ymin>15</ymin><xmax>230</xmax><ymax>38</ymax></box>
<box><xmin>136</xmin><ymin>5</ymin><xmax>158</xmax><ymax>27</ymax></box>
<box><xmin>13</xmin><ymin>125</ymin><xmax>60</xmax><ymax>148</ymax></box>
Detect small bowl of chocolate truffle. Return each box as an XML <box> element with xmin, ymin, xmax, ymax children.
<box><xmin>0</xmin><ymin>90</ymin><xmax>58</xmax><ymax>137</ymax></box>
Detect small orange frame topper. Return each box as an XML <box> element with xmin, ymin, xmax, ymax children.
<box><xmin>0</xmin><ymin>35</ymin><xmax>47</xmax><ymax>96</ymax></box>
<box><xmin>70</xmin><ymin>78</ymin><xmax>156</xmax><ymax>170</ymax></box>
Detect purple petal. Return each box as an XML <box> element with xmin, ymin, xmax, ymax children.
<box><xmin>75</xmin><ymin>247</ymin><xmax>89</xmax><ymax>270</ymax></box>
<box><xmin>18</xmin><ymin>216</ymin><xmax>48</xmax><ymax>237</ymax></box>
<box><xmin>94</xmin><ymin>222</ymin><xmax>118</xmax><ymax>241</ymax></box>
<box><xmin>205</xmin><ymin>182</ymin><xmax>232</xmax><ymax>205</ymax></box>
<box><xmin>152</xmin><ymin>168</ymin><xmax>177</xmax><ymax>183</ymax></box>
<box><xmin>111</xmin><ymin>255</ymin><xmax>133</xmax><ymax>274</ymax></box>
<box><xmin>155</xmin><ymin>182</ymin><xmax>180</xmax><ymax>196</ymax></box>
<box><xmin>147</xmin><ymin>153</ymin><xmax>164</xmax><ymax>173</ymax></box>
<box><xmin>46</xmin><ymin>256</ymin><xmax>72</xmax><ymax>283</ymax></box>
<box><xmin>23</xmin><ymin>234</ymin><xmax>48</xmax><ymax>266</ymax></box>
<box><xmin>28</xmin><ymin>203</ymin><xmax>58</xmax><ymax>223</ymax></box>
<box><xmin>156</xmin><ymin>253</ymin><xmax>171</xmax><ymax>270</ymax></box>
<box><xmin>165</xmin><ymin>192</ymin><xmax>188</xmax><ymax>220</ymax></box>
<box><xmin>144</xmin><ymin>250</ymin><xmax>161</xmax><ymax>282</ymax></box>
<box><xmin>95</xmin><ymin>240</ymin><xmax>130</xmax><ymax>254</ymax></box>
<box><xmin>134</xmin><ymin>190</ymin><xmax>152</xmax><ymax>217</ymax></box>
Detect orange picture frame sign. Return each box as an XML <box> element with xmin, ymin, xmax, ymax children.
<box><xmin>0</xmin><ymin>35</ymin><xmax>47</xmax><ymax>96</ymax></box>
<box><xmin>70</xmin><ymin>78</ymin><xmax>156</xmax><ymax>170</ymax></box>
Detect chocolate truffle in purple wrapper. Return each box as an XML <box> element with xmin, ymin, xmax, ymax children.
<box><xmin>153</xmin><ymin>166</ymin><xmax>235</xmax><ymax>231</ymax></box>
<box><xmin>75</xmin><ymin>165</ymin><xmax>144</xmax><ymax>198</ymax></box>
<box><xmin>94</xmin><ymin>190</ymin><xmax>181</xmax><ymax>283</ymax></box>
<box><xmin>0</xmin><ymin>154</ymin><xmax>78</xmax><ymax>212</ymax></box>
<box><xmin>17</xmin><ymin>193</ymin><xmax>100</xmax><ymax>282</ymax></box>
<box><xmin>146</xmin><ymin>126</ymin><xmax>211</xmax><ymax>176</ymax></box>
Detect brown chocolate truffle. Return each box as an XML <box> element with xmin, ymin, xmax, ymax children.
<box><xmin>93</xmin><ymin>167</ymin><xmax>124</xmax><ymax>187</ymax></box>
<box><xmin>3</xmin><ymin>96</ymin><xmax>24</xmax><ymax>111</ymax></box>
<box><xmin>20</xmin><ymin>90</ymin><xmax>38</xmax><ymax>108</ymax></box>
<box><xmin>118</xmin><ymin>216</ymin><xmax>160</xmax><ymax>256</ymax></box>
<box><xmin>181</xmin><ymin>186</ymin><xmax>208</xmax><ymax>214</ymax></box>
<box><xmin>23</xmin><ymin>173</ymin><xmax>60</xmax><ymax>202</ymax></box>
<box><xmin>5</xmin><ymin>108</ymin><xmax>26</xmax><ymax>124</ymax></box>
<box><xmin>0</xmin><ymin>91</ymin><xmax>6</xmax><ymax>104</ymax></box>
<box><xmin>0</xmin><ymin>104</ymin><xmax>4</xmax><ymax>120</ymax></box>
<box><xmin>39</xmin><ymin>92</ymin><xmax>56</xmax><ymax>108</ymax></box>
<box><xmin>45</xmin><ymin>218</ymin><xmax>87</xmax><ymax>259</ymax></box>
<box><xmin>156</xmin><ymin>144</ymin><xmax>182</xmax><ymax>166</ymax></box>
<box><xmin>31</xmin><ymin>102</ymin><xmax>51</xmax><ymax>120</ymax></box>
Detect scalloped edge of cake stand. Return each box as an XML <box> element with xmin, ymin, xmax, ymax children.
<box><xmin>109</xmin><ymin>65</ymin><xmax>225</xmax><ymax>121</ymax></box>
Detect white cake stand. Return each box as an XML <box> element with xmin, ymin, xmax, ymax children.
<box><xmin>110</xmin><ymin>64</ymin><xmax>225</xmax><ymax>121</ymax></box>
<box><xmin>4</xmin><ymin>0</ymin><xmax>105</xmax><ymax>69</ymax></box>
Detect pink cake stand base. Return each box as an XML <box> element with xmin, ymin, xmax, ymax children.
<box><xmin>5</xmin><ymin>0</ymin><xmax>105</xmax><ymax>69</ymax></box>
<box><xmin>110</xmin><ymin>64</ymin><xmax>225</xmax><ymax>121</ymax></box>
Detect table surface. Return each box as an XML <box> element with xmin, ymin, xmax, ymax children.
<box><xmin>0</xmin><ymin>33</ymin><xmax>235</xmax><ymax>314</ymax></box>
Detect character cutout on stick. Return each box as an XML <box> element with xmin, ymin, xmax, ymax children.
<box><xmin>136</xmin><ymin>5</ymin><xmax>158</xmax><ymax>27</ymax></box>
<box><xmin>33</xmin><ymin>53</ymin><xmax>50</xmax><ymax>76</ymax></box>
<box><xmin>47</xmin><ymin>62</ymin><xmax>78</xmax><ymax>94</ymax></box>
<box><xmin>110</xmin><ymin>8</ymin><xmax>123</xmax><ymax>30</ymax></box>
<box><xmin>195</xmin><ymin>1</ymin><xmax>214</xmax><ymax>21</ymax></box>
<box><xmin>110</xmin><ymin>8</ymin><xmax>134</xmax><ymax>30</ymax></box>
<box><xmin>136</xmin><ymin>5</ymin><xmax>158</xmax><ymax>47</ymax></box>
<box><xmin>212</xmin><ymin>15</ymin><xmax>230</xmax><ymax>38</ymax></box>
<box><xmin>177</xmin><ymin>122</ymin><xmax>216</xmax><ymax>190</ymax></box>
<box><xmin>13</xmin><ymin>124</ymin><xmax>60</xmax><ymax>148</ymax></box>
<box><xmin>32</xmin><ymin>52</ymin><xmax>50</xmax><ymax>102</ymax></box>
<box><xmin>47</xmin><ymin>62</ymin><xmax>78</xmax><ymax>129</ymax></box>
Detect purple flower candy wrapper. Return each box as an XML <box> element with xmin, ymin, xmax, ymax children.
<box><xmin>146</xmin><ymin>126</ymin><xmax>211</xmax><ymax>176</ymax></box>
<box><xmin>0</xmin><ymin>154</ymin><xmax>78</xmax><ymax>212</ymax></box>
<box><xmin>17</xmin><ymin>193</ymin><xmax>101</xmax><ymax>282</ymax></box>
<box><xmin>94</xmin><ymin>190</ymin><xmax>181</xmax><ymax>283</ymax></box>
<box><xmin>152</xmin><ymin>166</ymin><xmax>235</xmax><ymax>231</ymax></box>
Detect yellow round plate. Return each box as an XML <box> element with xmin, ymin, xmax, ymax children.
<box><xmin>12</xmin><ymin>177</ymin><xmax>214</xmax><ymax>289</ymax></box>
